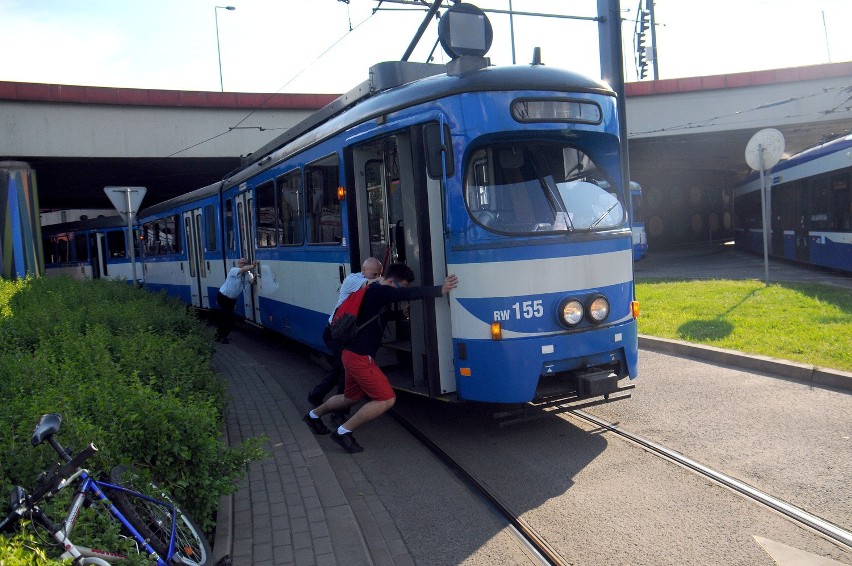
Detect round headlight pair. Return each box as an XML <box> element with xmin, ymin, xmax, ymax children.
<box><xmin>558</xmin><ymin>294</ymin><xmax>610</xmax><ymax>327</ymax></box>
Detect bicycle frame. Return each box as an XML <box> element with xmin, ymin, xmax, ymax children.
<box><xmin>4</xmin><ymin>449</ymin><xmax>182</xmax><ymax>565</ymax></box>
<box><xmin>11</xmin><ymin>465</ymin><xmax>181</xmax><ymax>565</ymax></box>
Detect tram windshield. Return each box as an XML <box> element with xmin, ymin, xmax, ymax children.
<box><xmin>464</xmin><ymin>143</ymin><xmax>624</xmax><ymax>234</ymax></box>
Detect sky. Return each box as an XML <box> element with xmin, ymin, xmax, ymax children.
<box><xmin>1</xmin><ymin>0</ymin><xmax>851</xmax><ymax>95</ymax></box>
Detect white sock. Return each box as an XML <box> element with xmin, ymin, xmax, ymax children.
<box><xmin>338</xmin><ymin>425</ymin><xmax>351</xmax><ymax>435</ymax></box>
<box><xmin>309</xmin><ymin>410</ymin><xmax>320</xmax><ymax>419</ymax></box>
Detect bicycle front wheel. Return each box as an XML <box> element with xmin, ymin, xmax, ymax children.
<box><xmin>108</xmin><ymin>465</ymin><xmax>212</xmax><ymax>565</ymax></box>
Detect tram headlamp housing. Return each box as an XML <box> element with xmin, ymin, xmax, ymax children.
<box><xmin>558</xmin><ymin>298</ymin><xmax>584</xmax><ymax>327</ymax></box>
<box><xmin>587</xmin><ymin>295</ymin><xmax>610</xmax><ymax>323</ymax></box>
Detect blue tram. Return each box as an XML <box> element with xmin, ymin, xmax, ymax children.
<box><xmin>42</xmin><ymin>215</ymin><xmax>142</xmax><ymax>283</ymax></box>
<box><xmin>735</xmin><ymin>134</ymin><xmax>852</xmax><ymax>273</ymax></box>
<box><xmin>630</xmin><ymin>181</ymin><xmax>647</xmax><ymax>260</ymax></box>
<box><xmin>136</xmin><ymin>11</ymin><xmax>638</xmax><ymax>404</ymax></box>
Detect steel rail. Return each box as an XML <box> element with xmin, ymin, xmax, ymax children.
<box><xmin>389</xmin><ymin>409</ymin><xmax>568</xmax><ymax>566</ymax></box>
<box><xmin>569</xmin><ymin>409</ymin><xmax>852</xmax><ymax>550</ymax></box>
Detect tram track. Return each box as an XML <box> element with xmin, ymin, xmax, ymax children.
<box><xmin>567</xmin><ymin>409</ymin><xmax>852</xmax><ymax>552</ymax></box>
<box><xmin>389</xmin><ymin>408</ymin><xmax>569</xmax><ymax>566</ymax></box>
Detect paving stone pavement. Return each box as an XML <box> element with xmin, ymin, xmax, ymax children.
<box><xmin>206</xmin><ymin>245</ymin><xmax>851</xmax><ymax>565</ymax></box>
<box><xmin>210</xmin><ymin>338</ymin><xmax>411</xmax><ymax>566</ymax></box>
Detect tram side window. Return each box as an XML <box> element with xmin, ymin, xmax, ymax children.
<box><xmin>106</xmin><ymin>230</ymin><xmax>127</xmax><ymax>259</ymax></box>
<box><xmin>225</xmin><ymin>199</ymin><xmax>235</xmax><ymax>250</ymax></box>
<box><xmin>142</xmin><ymin>216</ymin><xmax>181</xmax><ymax>256</ymax></box>
<box><xmin>737</xmin><ymin>191</ymin><xmax>762</xmax><ymax>229</ymax></box>
<box><xmin>143</xmin><ymin>221</ymin><xmax>161</xmax><ymax>256</ymax></box>
<box><xmin>204</xmin><ymin>205</ymin><xmax>217</xmax><ymax>252</ymax></box>
<box><xmin>75</xmin><ymin>234</ymin><xmax>89</xmax><ymax>262</ymax></box>
<box><xmin>306</xmin><ymin>155</ymin><xmax>342</xmax><ymax>244</ymax></box>
<box><xmin>168</xmin><ymin>215</ymin><xmax>181</xmax><ymax>253</ymax></box>
<box><xmin>278</xmin><ymin>170</ymin><xmax>303</xmax><ymax>245</ymax></box>
<box><xmin>631</xmin><ymin>192</ymin><xmax>644</xmax><ymax>224</ymax></box>
<box><xmin>56</xmin><ymin>237</ymin><xmax>70</xmax><ymax>263</ymax></box>
<box><xmin>809</xmin><ymin>177</ymin><xmax>831</xmax><ymax>231</ymax></box>
<box><xmin>44</xmin><ymin>236</ymin><xmax>70</xmax><ymax>264</ymax></box>
<box><xmin>831</xmin><ymin>173</ymin><xmax>851</xmax><ymax>231</ymax></box>
<box><xmin>255</xmin><ymin>182</ymin><xmax>277</xmax><ymax>247</ymax></box>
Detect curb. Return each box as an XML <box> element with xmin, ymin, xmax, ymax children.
<box><xmin>211</xmin><ymin>419</ymin><xmax>233</xmax><ymax>565</ymax></box>
<box><xmin>639</xmin><ymin>334</ymin><xmax>852</xmax><ymax>393</ymax></box>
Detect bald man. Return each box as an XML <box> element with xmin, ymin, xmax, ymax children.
<box><xmin>307</xmin><ymin>257</ymin><xmax>383</xmax><ymax>412</ymax></box>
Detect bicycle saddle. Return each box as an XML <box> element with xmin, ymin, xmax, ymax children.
<box><xmin>31</xmin><ymin>413</ymin><xmax>62</xmax><ymax>446</ymax></box>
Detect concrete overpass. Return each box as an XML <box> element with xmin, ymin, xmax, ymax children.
<box><xmin>2</xmin><ymin>61</ymin><xmax>852</xmax><ymax>246</ymax></box>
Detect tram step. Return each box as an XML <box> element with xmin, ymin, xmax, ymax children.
<box><xmin>381</xmin><ymin>339</ymin><xmax>412</xmax><ymax>353</ymax></box>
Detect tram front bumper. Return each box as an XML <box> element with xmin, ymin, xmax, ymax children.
<box><xmin>454</xmin><ymin>319</ymin><xmax>638</xmax><ymax>403</ymax></box>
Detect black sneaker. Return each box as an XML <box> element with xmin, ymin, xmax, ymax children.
<box><xmin>303</xmin><ymin>413</ymin><xmax>330</xmax><ymax>435</ymax></box>
<box><xmin>330</xmin><ymin>430</ymin><xmax>363</xmax><ymax>453</ymax></box>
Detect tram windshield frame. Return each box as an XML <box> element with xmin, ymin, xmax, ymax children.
<box><xmin>463</xmin><ymin>142</ymin><xmax>625</xmax><ymax>235</ymax></box>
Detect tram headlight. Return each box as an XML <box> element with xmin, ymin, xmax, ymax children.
<box><xmin>558</xmin><ymin>298</ymin><xmax>584</xmax><ymax>327</ymax></box>
<box><xmin>587</xmin><ymin>295</ymin><xmax>610</xmax><ymax>323</ymax></box>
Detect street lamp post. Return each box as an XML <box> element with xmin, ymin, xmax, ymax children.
<box><xmin>215</xmin><ymin>5</ymin><xmax>236</xmax><ymax>92</ymax></box>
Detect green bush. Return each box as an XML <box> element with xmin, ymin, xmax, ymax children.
<box><xmin>0</xmin><ymin>527</ymin><xmax>65</xmax><ymax>565</ymax></box>
<box><xmin>0</xmin><ymin>276</ymin><xmax>265</xmax><ymax>560</ymax></box>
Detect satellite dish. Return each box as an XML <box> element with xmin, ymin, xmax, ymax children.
<box><xmin>745</xmin><ymin>128</ymin><xmax>785</xmax><ymax>171</ymax></box>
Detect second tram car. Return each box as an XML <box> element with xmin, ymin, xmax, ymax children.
<box><xmin>735</xmin><ymin>134</ymin><xmax>852</xmax><ymax>273</ymax></box>
<box><xmin>137</xmin><ymin>59</ymin><xmax>639</xmax><ymax>403</ymax></box>
<box><xmin>42</xmin><ymin>216</ymin><xmax>142</xmax><ymax>283</ymax></box>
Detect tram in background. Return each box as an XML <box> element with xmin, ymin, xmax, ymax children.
<box><xmin>42</xmin><ymin>216</ymin><xmax>142</xmax><ymax>283</ymax></box>
<box><xmin>136</xmin><ymin>4</ymin><xmax>639</xmax><ymax>404</ymax></box>
<box><xmin>734</xmin><ymin>134</ymin><xmax>852</xmax><ymax>273</ymax></box>
<box><xmin>630</xmin><ymin>181</ymin><xmax>647</xmax><ymax>260</ymax></box>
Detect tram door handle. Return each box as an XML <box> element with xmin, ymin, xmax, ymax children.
<box><xmin>339</xmin><ymin>265</ymin><xmax>346</xmax><ymax>284</ymax></box>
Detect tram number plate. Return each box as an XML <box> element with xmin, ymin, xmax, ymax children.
<box><xmin>494</xmin><ymin>300</ymin><xmax>543</xmax><ymax>321</ymax></box>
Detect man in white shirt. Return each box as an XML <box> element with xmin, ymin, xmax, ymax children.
<box><xmin>215</xmin><ymin>258</ymin><xmax>257</xmax><ymax>343</ymax></box>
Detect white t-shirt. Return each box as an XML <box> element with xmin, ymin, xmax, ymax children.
<box><xmin>328</xmin><ymin>272</ymin><xmax>367</xmax><ymax>323</ymax></box>
<box><xmin>219</xmin><ymin>267</ymin><xmax>253</xmax><ymax>299</ymax></box>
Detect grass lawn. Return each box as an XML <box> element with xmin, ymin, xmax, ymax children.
<box><xmin>635</xmin><ymin>279</ymin><xmax>852</xmax><ymax>372</ymax></box>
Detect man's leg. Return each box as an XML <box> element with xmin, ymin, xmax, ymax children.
<box><xmin>340</xmin><ymin>397</ymin><xmax>395</xmax><ymax>431</ymax></box>
<box><xmin>313</xmin><ymin>393</ymin><xmax>358</xmax><ymax>416</ymax></box>
<box><xmin>215</xmin><ymin>292</ymin><xmax>237</xmax><ymax>341</ymax></box>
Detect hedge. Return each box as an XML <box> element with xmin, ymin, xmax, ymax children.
<box><xmin>0</xmin><ymin>276</ymin><xmax>265</xmax><ymax>563</ymax></box>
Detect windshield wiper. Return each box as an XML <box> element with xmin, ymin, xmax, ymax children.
<box><xmin>589</xmin><ymin>201</ymin><xmax>620</xmax><ymax>228</ymax></box>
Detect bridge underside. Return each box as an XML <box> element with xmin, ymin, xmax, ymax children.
<box><xmin>28</xmin><ymin>156</ymin><xmax>241</xmax><ymax>211</ymax></box>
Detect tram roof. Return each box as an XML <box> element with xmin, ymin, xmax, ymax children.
<box><xmin>42</xmin><ymin>214</ymin><xmax>129</xmax><ymax>235</ymax></box>
<box><xmin>738</xmin><ymin>133</ymin><xmax>852</xmax><ymax>188</ymax></box>
<box><xmin>139</xmin><ymin>60</ymin><xmax>614</xmax><ymax>219</ymax></box>
<box><xmin>241</xmin><ymin>60</ymin><xmax>614</xmax><ymax>171</ymax></box>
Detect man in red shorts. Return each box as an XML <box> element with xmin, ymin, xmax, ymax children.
<box><xmin>303</xmin><ymin>262</ymin><xmax>458</xmax><ymax>453</ymax></box>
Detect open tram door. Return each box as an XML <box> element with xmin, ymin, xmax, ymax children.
<box><xmin>182</xmin><ymin>208</ymin><xmax>210</xmax><ymax>308</ymax></box>
<box><xmin>235</xmin><ymin>187</ymin><xmax>260</xmax><ymax>324</ymax></box>
<box><xmin>348</xmin><ymin>128</ymin><xmax>456</xmax><ymax>399</ymax></box>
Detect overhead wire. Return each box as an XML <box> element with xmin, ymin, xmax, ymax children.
<box><xmin>629</xmin><ymin>84</ymin><xmax>852</xmax><ymax>136</ymax></box>
<box><xmin>166</xmin><ymin>6</ymin><xmax>378</xmax><ymax>159</ymax></box>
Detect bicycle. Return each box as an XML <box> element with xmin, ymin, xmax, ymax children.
<box><xmin>0</xmin><ymin>413</ymin><xmax>212</xmax><ymax>565</ymax></box>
